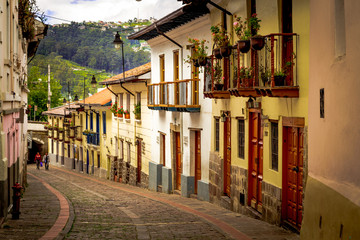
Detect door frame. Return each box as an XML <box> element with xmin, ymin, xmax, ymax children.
<box><xmin>223</xmin><ymin>112</ymin><xmax>231</xmax><ymax>196</ymax></box>
<box><xmin>174</xmin><ymin>131</ymin><xmax>182</xmax><ymax>190</ymax></box>
<box><xmin>247</xmin><ymin>108</ymin><xmax>263</xmax><ymax>212</ymax></box>
<box><xmin>136</xmin><ymin>138</ymin><xmax>142</xmax><ymax>184</ymax></box>
<box><xmin>281</xmin><ymin>117</ymin><xmax>305</xmax><ymax>230</ymax></box>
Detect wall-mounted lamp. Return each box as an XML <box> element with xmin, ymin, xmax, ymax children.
<box><xmin>221</xmin><ymin>111</ymin><xmax>227</xmax><ymax>122</ymax></box>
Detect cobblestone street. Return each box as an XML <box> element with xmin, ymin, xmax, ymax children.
<box><xmin>0</xmin><ymin>165</ymin><xmax>299</xmax><ymax>240</ymax></box>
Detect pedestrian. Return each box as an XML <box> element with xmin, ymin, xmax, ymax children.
<box><xmin>35</xmin><ymin>152</ymin><xmax>41</xmax><ymax>170</ymax></box>
<box><xmin>43</xmin><ymin>153</ymin><xmax>50</xmax><ymax>170</ymax></box>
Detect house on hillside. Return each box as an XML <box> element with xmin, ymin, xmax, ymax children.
<box><xmin>100</xmin><ymin>63</ymin><xmax>152</xmax><ymax>188</ymax></box>
<box><xmin>129</xmin><ymin>3</ymin><xmax>212</xmax><ymax>200</ymax></box>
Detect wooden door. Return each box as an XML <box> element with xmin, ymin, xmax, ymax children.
<box><xmin>175</xmin><ymin>132</ymin><xmax>182</xmax><ymax>190</ymax></box>
<box><xmin>137</xmin><ymin>139</ymin><xmax>142</xmax><ymax>184</ymax></box>
<box><xmin>283</xmin><ymin>127</ymin><xmax>304</xmax><ymax>229</ymax></box>
<box><xmin>248</xmin><ymin>111</ymin><xmax>263</xmax><ymax>213</ymax></box>
<box><xmin>194</xmin><ymin>131</ymin><xmax>201</xmax><ymax>193</ymax></box>
<box><xmin>223</xmin><ymin>114</ymin><xmax>231</xmax><ymax>196</ymax></box>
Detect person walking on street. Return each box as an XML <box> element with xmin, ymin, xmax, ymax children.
<box><xmin>35</xmin><ymin>152</ymin><xmax>41</xmax><ymax>169</ymax></box>
<box><xmin>43</xmin><ymin>153</ymin><xmax>49</xmax><ymax>170</ymax></box>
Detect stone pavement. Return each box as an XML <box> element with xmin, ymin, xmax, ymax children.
<box><xmin>0</xmin><ymin>164</ymin><xmax>300</xmax><ymax>240</ymax></box>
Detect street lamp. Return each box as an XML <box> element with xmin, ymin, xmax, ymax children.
<box><xmin>113</xmin><ymin>32</ymin><xmax>126</xmax><ymax>83</ymax></box>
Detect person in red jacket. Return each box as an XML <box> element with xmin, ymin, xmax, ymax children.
<box><xmin>35</xmin><ymin>152</ymin><xmax>41</xmax><ymax>169</ymax></box>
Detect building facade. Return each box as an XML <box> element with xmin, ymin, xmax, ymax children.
<box><xmin>0</xmin><ymin>0</ymin><xmax>46</xmax><ymax>222</ymax></box>
<box><xmin>301</xmin><ymin>0</ymin><xmax>360</xmax><ymax>239</ymax></box>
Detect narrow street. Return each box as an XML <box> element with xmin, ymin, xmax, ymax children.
<box><xmin>0</xmin><ymin>164</ymin><xmax>299</xmax><ymax>240</ymax></box>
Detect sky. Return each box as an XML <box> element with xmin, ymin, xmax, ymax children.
<box><xmin>37</xmin><ymin>0</ymin><xmax>184</xmax><ymax>24</ymax></box>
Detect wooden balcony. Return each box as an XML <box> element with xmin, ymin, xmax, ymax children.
<box><xmin>205</xmin><ymin>33</ymin><xmax>299</xmax><ymax>99</ymax></box>
<box><xmin>148</xmin><ymin>79</ymin><xmax>200</xmax><ymax>112</ymax></box>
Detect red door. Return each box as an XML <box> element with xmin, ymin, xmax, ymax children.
<box><xmin>282</xmin><ymin>127</ymin><xmax>304</xmax><ymax>229</ymax></box>
<box><xmin>224</xmin><ymin>114</ymin><xmax>231</xmax><ymax>196</ymax></box>
<box><xmin>194</xmin><ymin>131</ymin><xmax>201</xmax><ymax>193</ymax></box>
<box><xmin>248</xmin><ymin>111</ymin><xmax>263</xmax><ymax>213</ymax></box>
<box><xmin>175</xmin><ymin>132</ymin><xmax>182</xmax><ymax>190</ymax></box>
<box><xmin>137</xmin><ymin>139</ymin><xmax>142</xmax><ymax>184</ymax></box>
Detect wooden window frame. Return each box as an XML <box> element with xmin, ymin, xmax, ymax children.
<box><xmin>215</xmin><ymin>117</ymin><xmax>220</xmax><ymax>152</ymax></box>
<box><xmin>237</xmin><ymin>118</ymin><xmax>245</xmax><ymax>159</ymax></box>
<box><xmin>271</xmin><ymin>121</ymin><xmax>279</xmax><ymax>171</ymax></box>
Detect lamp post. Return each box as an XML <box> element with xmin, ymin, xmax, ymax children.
<box><xmin>74</xmin><ymin>75</ymin><xmax>97</xmax><ymax>105</ymax></box>
<box><xmin>113</xmin><ymin>32</ymin><xmax>126</xmax><ymax>83</ymax></box>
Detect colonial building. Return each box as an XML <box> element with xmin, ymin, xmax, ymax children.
<box><xmin>100</xmin><ymin>63</ymin><xmax>152</xmax><ymax>188</ymax></box>
<box><xmin>301</xmin><ymin>0</ymin><xmax>360</xmax><ymax>239</ymax></box>
<box><xmin>129</xmin><ymin>4</ymin><xmax>212</xmax><ymax>200</ymax></box>
<box><xmin>44</xmin><ymin>88</ymin><xmax>112</xmax><ymax>179</ymax></box>
<box><xmin>0</xmin><ymin>0</ymin><xmax>46</xmax><ymax>222</ymax></box>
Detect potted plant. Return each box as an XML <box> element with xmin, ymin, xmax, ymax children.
<box><xmin>213</xmin><ymin>61</ymin><xmax>224</xmax><ymax>90</ymax></box>
<box><xmin>239</xmin><ymin>66</ymin><xmax>254</xmax><ymax>87</ymax></box>
<box><xmin>186</xmin><ymin>38</ymin><xmax>208</xmax><ymax>67</ymax></box>
<box><xmin>260</xmin><ymin>65</ymin><xmax>271</xmax><ymax>86</ymax></box>
<box><xmin>274</xmin><ymin>70</ymin><xmax>286</xmax><ymax>86</ymax></box>
<box><xmin>133</xmin><ymin>103</ymin><xmax>141</xmax><ymax>120</ymax></box>
<box><xmin>124</xmin><ymin>109</ymin><xmax>130</xmax><ymax>119</ymax></box>
<box><xmin>117</xmin><ymin>106</ymin><xmax>124</xmax><ymax>118</ymax></box>
<box><xmin>83</xmin><ymin>129</ymin><xmax>91</xmax><ymax>135</ymax></box>
<box><xmin>248</xmin><ymin>13</ymin><xmax>265</xmax><ymax>51</ymax></box>
<box><xmin>110</xmin><ymin>101</ymin><xmax>118</xmax><ymax>116</ymax></box>
<box><xmin>211</xmin><ymin>24</ymin><xmax>232</xmax><ymax>59</ymax></box>
<box><xmin>233</xmin><ymin>15</ymin><xmax>251</xmax><ymax>53</ymax></box>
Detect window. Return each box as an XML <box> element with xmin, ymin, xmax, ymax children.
<box><xmin>160</xmin><ymin>133</ymin><xmax>165</xmax><ymax>166</ymax></box>
<box><xmin>127</xmin><ymin>142</ymin><xmax>131</xmax><ymax>162</ymax></box>
<box><xmin>238</xmin><ymin>119</ymin><xmax>245</xmax><ymax>159</ymax></box>
<box><xmin>160</xmin><ymin>54</ymin><xmax>165</xmax><ymax>82</ymax></box>
<box><xmin>174</xmin><ymin>51</ymin><xmax>179</xmax><ymax>81</ymax></box>
<box><xmin>119</xmin><ymin>93</ymin><xmax>123</xmax><ymax>109</ymax></box>
<box><xmin>120</xmin><ymin>139</ymin><xmax>124</xmax><ymax>160</ymax></box>
<box><xmin>271</xmin><ymin>122</ymin><xmax>278</xmax><ymax>171</ymax></box>
<box><xmin>335</xmin><ymin>0</ymin><xmax>346</xmax><ymax>57</ymax></box>
<box><xmin>137</xmin><ymin>92</ymin><xmax>141</xmax><ymax>105</ymax></box>
<box><xmin>90</xmin><ymin>112</ymin><xmax>93</xmax><ymax>130</ymax></box>
<box><xmin>97</xmin><ymin>153</ymin><xmax>100</xmax><ymax>168</ymax></box>
<box><xmin>215</xmin><ymin>118</ymin><xmax>220</xmax><ymax>151</ymax></box>
<box><xmin>102</xmin><ymin>111</ymin><xmax>106</xmax><ymax>134</ymax></box>
<box><xmin>126</xmin><ymin>93</ymin><xmax>130</xmax><ymax>112</ymax></box>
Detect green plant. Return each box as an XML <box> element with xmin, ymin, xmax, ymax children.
<box><xmin>248</xmin><ymin>13</ymin><xmax>262</xmax><ymax>36</ymax></box>
<box><xmin>274</xmin><ymin>70</ymin><xmax>286</xmax><ymax>77</ymax></box>
<box><xmin>118</xmin><ymin>106</ymin><xmax>124</xmax><ymax>115</ymax></box>
<box><xmin>185</xmin><ymin>38</ymin><xmax>208</xmax><ymax>64</ymax></box>
<box><xmin>260</xmin><ymin>66</ymin><xmax>271</xmax><ymax>84</ymax></box>
<box><xmin>233</xmin><ymin>15</ymin><xmax>251</xmax><ymax>40</ymax></box>
<box><xmin>109</xmin><ymin>101</ymin><xmax>118</xmax><ymax>114</ymax></box>
<box><xmin>214</xmin><ymin>61</ymin><xmax>223</xmax><ymax>84</ymax></box>
<box><xmin>124</xmin><ymin>109</ymin><xmax>129</xmax><ymax>115</ymax></box>
<box><xmin>239</xmin><ymin>67</ymin><xmax>254</xmax><ymax>79</ymax></box>
<box><xmin>133</xmin><ymin>102</ymin><xmax>141</xmax><ymax>119</ymax></box>
<box><xmin>211</xmin><ymin>24</ymin><xmax>231</xmax><ymax>47</ymax></box>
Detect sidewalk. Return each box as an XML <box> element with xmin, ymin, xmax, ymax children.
<box><xmin>0</xmin><ymin>167</ymin><xmax>71</xmax><ymax>240</ymax></box>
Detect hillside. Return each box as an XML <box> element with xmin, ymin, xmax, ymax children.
<box><xmin>36</xmin><ymin>21</ymin><xmax>151</xmax><ymax>74</ymax></box>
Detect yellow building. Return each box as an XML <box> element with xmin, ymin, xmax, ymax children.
<box><xmin>44</xmin><ymin>88</ymin><xmax>112</xmax><ymax>179</ymax></box>
<box><xmin>100</xmin><ymin>63</ymin><xmax>152</xmax><ymax>188</ymax></box>
<box><xmin>202</xmin><ymin>0</ymin><xmax>309</xmax><ymax>230</ymax></box>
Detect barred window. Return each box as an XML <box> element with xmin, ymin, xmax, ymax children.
<box><xmin>271</xmin><ymin>122</ymin><xmax>278</xmax><ymax>171</ymax></box>
<box><xmin>215</xmin><ymin>118</ymin><xmax>220</xmax><ymax>151</ymax></box>
<box><xmin>238</xmin><ymin>119</ymin><xmax>245</xmax><ymax>159</ymax></box>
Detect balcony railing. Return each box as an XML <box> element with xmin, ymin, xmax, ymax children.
<box><xmin>204</xmin><ymin>33</ymin><xmax>299</xmax><ymax>99</ymax></box>
<box><xmin>86</xmin><ymin>133</ymin><xmax>100</xmax><ymax>146</ymax></box>
<box><xmin>148</xmin><ymin>79</ymin><xmax>200</xmax><ymax>112</ymax></box>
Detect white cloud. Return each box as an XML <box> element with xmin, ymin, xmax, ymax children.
<box><xmin>37</xmin><ymin>0</ymin><xmax>184</xmax><ymax>24</ymax></box>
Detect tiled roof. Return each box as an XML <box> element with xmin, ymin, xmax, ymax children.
<box><xmin>77</xmin><ymin>88</ymin><xmax>112</xmax><ymax>106</ymax></box>
<box><xmin>43</xmin><ymin>88</ymin><xmax>112</xmax><ymax>116</ymax></box>
<box><xmin>100</xmin><ymin>62</ymin><xmax>151</xmax><ymax>85</ymax></box>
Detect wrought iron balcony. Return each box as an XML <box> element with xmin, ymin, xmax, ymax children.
<box><xmin>86</xmin><ymin>132</ymin><xmax>100</xmax><ymax>146</ymax></box>
<box><xmin>205</xmin><ymin>33</ymin><xmax>299</xmax><ymax>99</ymax></box>
<box><xmin>147</xmin><ymin>79</ymin><xmax>200</xmax><ymax>112</ymax></box>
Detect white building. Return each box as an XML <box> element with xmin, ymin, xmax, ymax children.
<box><xmin>129</xmin><ymin>4</ymin><xmax>212</xmax><ymax>200</ymax></box>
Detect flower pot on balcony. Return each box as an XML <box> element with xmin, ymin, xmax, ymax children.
<box><xmin>237</xmin><ymin>40</ymin><xmax>250</xmax><ymax>53</ymax></box>
<box><xmin>213</xmin><ymin>48</ymin><xmax>222</xmax><ymax>59</ymax></box>
<box><xmin>274</xmin><ymin>75</ymin><xmax>286</xmax><ymax>86</ymax></box>
<box><xmin>214</xmin><ymin>83</ymin><xmax>224</xmax><ymax>91</ymax></box>
<box><xmin>198</xmin><ymin>57</ymin><xmax>207</xmax><ymax>67</ymax></box>
<box><xmin>250</xmin><ymin>36</ymin><xmax>265</xmax><ymax>51</ymax></box>
<box><xmin>125</xmin><ymin>113</ymin><xmax>130</xmax><ymax>119</ymax></box>
<box><xmin>241</xmin><ymin>78</ymin><xmax>254</xmax><ymax>88</ymax></box>
<box><xmin>220</xmin><ymin>46</ymin><xmax>232</xmax><ymax>58</ymax></box>
<box><xmin>117</xmin><ymin>113</ymin><xmax>123</xmax><ymax>118</ymax></box>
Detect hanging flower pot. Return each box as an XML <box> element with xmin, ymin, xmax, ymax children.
<box><xmin>250</xmin><ymin>36</ymin><xmax>265</xmax><ymax>51</ymax></box>
<box><xmin>237</xmin><ymin>40</ymin><xmax>250</xmax><ymax>53</ymax></box>
<box><xmin>198</xmin><ymin>57</ymin><xmax>207</xmax><ymax>67</ymax></box>
<box><xmin>193</xmin><ymin>59</ymin><xmax>200</xmax><ymax>68</ymax></box>
<box><xmin>213</xmin><ymin>48</ymin><xmax>222</xmax><ymax>59</ymax></box>
<box><xmin>220</xmin><ymin>46</ymin><xmax>232</xmax><ymax>58</ymax></box>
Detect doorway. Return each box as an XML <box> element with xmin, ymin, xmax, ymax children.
<box><xmin>248</xmin><ymin>110</ymin><xmax>263</xmax><ymax>213</ymax></box>
<box><xmin>136</xmin><ymin>138</ymin><xmax>142</xmax><ymax>184</ymax></box>
<box><xmin>174</xmin><ymin>132</ymin><xmax>182</xmax><ymax>190</ymax></box>
<box><xmin>223</xmin><ymin>113</ymin><xmax>231</xmax><ymax>197</ymax></box>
